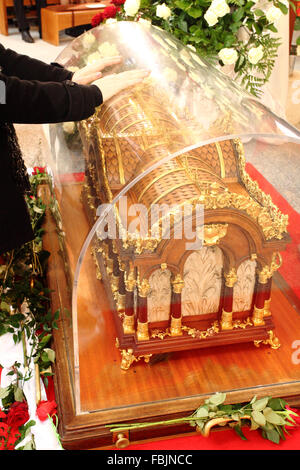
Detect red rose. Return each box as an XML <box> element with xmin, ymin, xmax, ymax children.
<box><xmin>6</xmin><ymin>401</ymin><xmax>29</xmax><ymax>430</ymax></box>
<box><xmin>91</xmin><ymin>12</ymin><xmax>104</xmax><ymax>27</ymax></box>
<box><xmin>102</xmin><ymin>5</ymin><xmax>120</xmax><ymax>19</ymax></box>
<box><xmin>0</xmin><ymin>410</ymin><xmax>7</xmax><ymax>420</ymax></box>
<box><xmin>32</xmin><ymin>166</ymin><xmax>46</xmax><ymax>175</ymax></box>
<box><xmin>36</xmin><ymin>400</ymin><xmax>57</xmax><ymax>422</ymax></box>
<box><xmin>111</xmin><ymin>0</ymin><xmax>125</xmax><ymax>5</ymax></box>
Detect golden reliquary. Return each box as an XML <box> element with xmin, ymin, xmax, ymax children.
<box><xmin>70</xmin><ymin>24</ymin><xmax>289</xmax><ymax>370</ymax></box>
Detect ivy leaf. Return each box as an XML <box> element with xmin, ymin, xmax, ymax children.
<box><xmin>252</xmin><ymin>396</ymin><xmax>269</xmax><ymax>411</ymax></box>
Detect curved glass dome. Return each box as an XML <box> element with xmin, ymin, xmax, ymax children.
<box><xmin>47</xmin><ymin>21</ymin><xmax>300</xmax><ymax>419</ymax></box>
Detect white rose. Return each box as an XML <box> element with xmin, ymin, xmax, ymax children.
<box><xmin>210</xmin><ymin>0</ymin><xmax>230</xmax><ymax>17</ymax></box>
<box><xmin>248</xmin><ymin>44</ymin><xmax>264</xmax><ymax>64</ymax></box>
<box><xmin>86</xmin><ymin>51</ymin><xmax>101</xmax><ymax>64</ymax></box>
<box><xmin>124</xmin><ymin>0</ymin><xmax>140</xmax><ymax>16</ymax></box>
<box><xmin>156</xmin><ymin>3</ymin><xmax>172</xmax><ymax>20</ymax></box>
<box><xmin>266</xmin><ymin>6</ymin><xmax>282</xmax><ymax>23</ymax></box>
<box><xmin>63</xmin><ymin>122</ymin><xmax>76</xmax><ymax>134</ymax></box>
<box><xmin>218</xmin><ymin>47</ymin><xmax>238</xmax><ymax>65</ymax></box>
<box><xmin>82</xmin><ymin>32</ymin><xmax>96</xmax><ymax>49</ymax></box>
<box><xmin>105</xmin><ymin>18</ymin><xmax>118</xmax><ymax>24</ymax></box>
<box><xmin>204</xmin><ymin>8</ymin><xmax>218</xmax><ymax>26</ymax></box>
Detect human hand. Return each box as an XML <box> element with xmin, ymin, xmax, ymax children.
<box><xmin>72</xmin><ymin>56</ymin><xmax>122</xmax><ymax>85</ymax></box>
<box><xmin>92</xmin><ymin>69</ymin><xmax>150</xmax><ymax>102</ymax></box>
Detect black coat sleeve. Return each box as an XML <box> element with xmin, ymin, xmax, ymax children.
<box><xmin>0</xmin><ymin>72</ymin><xmax>103</xmax><ymax>124</ymax></box>
<box><xmin>0</xmin><ymin>43</ymin><xmax>73</xmax><ymax>82</ymax></box>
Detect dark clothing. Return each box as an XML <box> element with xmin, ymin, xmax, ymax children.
<box><xmin>0</xmin><ymin>44</ymin><xmax>103</xmax><ymax>253</ymax></box>
<box><xmin>13</xmin><ymin>0</ymin><xmax>47</xmax><ymax>36</ymax></box>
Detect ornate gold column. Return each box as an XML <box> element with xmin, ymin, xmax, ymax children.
<box><xmin>123</xmin><ymin>265</ymin><xmax>136</xmax><ymax>335</ymax></box>
<box><xmin>137</xmin><ymin>277</ymin><xmax>150</xmax><ymax>341</ymax></box>
<box><xmin>170</xmin><ymin>274</ymin><xmax>185</xmax><ymax>336</ymax></box>
<box><xmin>117</xmin><ymin>257</ymin><xmax>126</xmax><ymax>313</ymax></box>
<box><xmin>221</xmin><ymin>268</ymin><xmax>237</xmax><ymax>330</ymax></box>
<box><xmin>253</xmin><ymin>253</ymin><xmax>282</xmax><ymax>326</ymax></box>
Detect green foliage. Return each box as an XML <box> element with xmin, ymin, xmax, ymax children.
<box><xmin>115</xmin><ymin>0</ymin><xmax>289</xmax><ymax>96</ymax></box>
<box><xmin>107</xmin><ymin>392</ymin><xmax>299</xmax><ymax>446</ymax></box>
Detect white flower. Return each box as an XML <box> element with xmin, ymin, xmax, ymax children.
<box><xmin>138</xmin><ymin>17</ymin><xmax>152</xmax><ymax>26</ymax></box>
<box><xmin>62</xmin><ymin>122</ymin><xmax>76</xmax><ymax>134</ymax></box>
<box><xmin>266</xmin><ymin>6</ymin><xmax>282</xmax><ymax>23</ymax></box>
<box><xmin>204</xmin><ymin>8</ymin><xmax>218</xmax><ymax>26</ymax></box>
<box><xmin>124</xmin><ymin>0</ymin><xmax>140</xmax><ymax>16</ymax></box>
<box><xmin>218</xmin><ymin>47</ymin><xmax>238</xmax><ymax>65</ymax></box>
<box><xmin>105</xmin><ymin>18</ymin><xmax>118</xmax><ymax>24</ymax></box>
<box><xmin>86</xmin><ymin>51</ymin><xmax>101</xmax><ymax>64</ymax></box>
<box><xmin>248</xmin><ymin>44</ymin><xmax>264</xmax><ymax>64</ymax></box>
<box><xmin>210</xmin><ymin>0</ymin><xmax>230</xmax><ymax>18</ymax></box>
<box><xmin>82</xmin><ymin>32</ymin><xmax>96</xmax><ymax>49</ymax></box>
<box><xmin>156</xmin><ymin>3</ymin><xmax>172</xmax><ymax>20</ymax></box>
<box><xmin>98</xmin><ymin>41</ymin><xmax>119</xmax><ymax>57</ymax></box>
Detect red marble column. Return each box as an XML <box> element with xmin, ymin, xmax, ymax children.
<box><xmin>170</xmin><ymin>274</ymin><xmax>184</xmax><ymax>336</ymax></box>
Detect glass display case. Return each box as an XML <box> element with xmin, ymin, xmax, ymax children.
<box><xmin>43</xmin><ymin>21</ymin><xmax>300</xmax><ymax>449</ymax></box>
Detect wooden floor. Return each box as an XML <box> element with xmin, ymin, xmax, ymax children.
<box><xmin>56</xmin><ymin>182</ymin><xmax>300</xmax><ymax>418</ymax></box>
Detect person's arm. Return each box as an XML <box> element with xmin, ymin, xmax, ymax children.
<box><xmin>0</xmin><ymin>44</ymin><xmax>72</xmax><ymax>82</ymax></box>
<box><xmin>0</xmin><ymin>72</ymin><xmax>102</xmax><ymax>124</ymax></box>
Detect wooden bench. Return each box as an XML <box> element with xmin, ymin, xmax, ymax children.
<box><xmin>41</xmin><ymin>1</ymin><xmax>109</xmax><ymax>46</ymax></box>
<box><xmin>0</xmin><ymin>0</ymin><xmax>57</xmax><ymax>36</ymax></box>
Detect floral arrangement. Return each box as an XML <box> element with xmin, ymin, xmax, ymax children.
<box><xmin>91</xmin><ymin>0</ymin><xmax>293</xmax><ymax>96</ymax></box>
<box><xmin>0</xmin><ymin>169</ymin><xmax>60</xmax><ymax>450</ymax></box>
<box><xmin>108</xmin><ymin>392</ymin><xmax>300</xmax><ymax>446</ymax></box>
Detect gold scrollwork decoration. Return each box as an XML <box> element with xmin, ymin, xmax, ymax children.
<box><xmin>254</xmin><ymin>330</ymin><xmax>281</xmax><ymax>350</ymax></box>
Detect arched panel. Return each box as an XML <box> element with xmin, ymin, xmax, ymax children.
<box><xmin>233</xmin><ymin>259</ymin><xmax>257</xmax><ymax>312</ymax></box>
<box><xmin>181</xmin><ymin>246</ymin><xmax>223</xmax><ymax>316</ymax></box>
<box><xmin>147</xmin><ymin>268</ymin><xmax>172</xmax><ymax>322</ymax></box>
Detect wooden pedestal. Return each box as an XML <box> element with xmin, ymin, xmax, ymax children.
<box><xmin>40</xmin><ymin>183</ymin><xmax>300</xmax><ymax>450</ymax></box>
<box><xmin>41</xmin><ymin>2</ymin><xmax>109</xmax><ymax>46</ymax></box>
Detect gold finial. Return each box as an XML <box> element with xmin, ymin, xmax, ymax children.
<box><xmin>258</xmin><ymin>252</ymin><xmax>282</xmax><ymax>284</ymax></box>
<box><xmin>138</xmin><ymin>278</ymin><xmax>151</xmax><ymax>298</ymax></box>
<box><xmin>125</xmin><ymin>265</ymin><xmax>136</xmax><ymax>292</ymax></box>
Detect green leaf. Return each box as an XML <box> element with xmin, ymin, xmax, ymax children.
<box><xmin>14</xmin><ymin>386</ymin><xmax>24</xmax><ymax>402</ymax></box>
<box><xmin>268</xmin><ymin>397</ymin><xmax>286</xmax><ymax>411</ymax></box>
<box><xmin>232</xmin><ymin>7</ymin><xmax>244</xmax><ymax>22</ymax></box>
<box><xmin>0</xmin><ymin>301</ymin><xmax>11</xmax><ymax>312</ymax></box>
<box><xmin>187</xmin><ymin>7</ymin><xmax>203</xmax><ymax>18</ymax></box>
<box><xmin>296</xmin><ymin>36</ymin><xmax>300</xmax><ymax>46</ymax></box>
<box><xmin>263</xmin><ymin>407</ymin><xmax>286</xmax><ymax>425</ymax></box>
<box><xmin>265</xmin><ymin>428</ymin><xmax>280</xmax><ymax>444</ymax></box>
<box><xmin>254</xmin><ymin>9</ymin><xmax>264</xmax><ymax>16</ymax></box>
<box><xmin>252</xmin><ymin>410</ymin><xmax>266</xmax><ymax>426</ymax></box>
<box><xmin>195</xmin><ymin>406</ymin><xmax>209</xmax><ymax>418</ymax></box>
<box><xmin>234</xmin><ymin>424</ymin><xmax>247</xmax><ymax>440</ymax></box>
<box><xmin>252</xmin><ymin>396</ymin><xmax>269</xmax><ymax>411</ymax></box>
<box><xmin>208</xmin><ymin>392</ymin><xmax>227</xmax><ymax>406</ymax></box>
<box><xmin>277</xmin><ymin>1</ymin><xmax>288</xmax><ymax>14</ymax></box>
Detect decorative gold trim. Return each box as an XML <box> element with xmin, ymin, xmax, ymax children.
<box><xmin>111</xmin><ymin>274</ymin><xmax>119</xmax><ymax>293</ymax></box>
<box><xmin>137</xmin><ymin>321</ymin><xmax>150</xmax><ymax>341</ymax></box>
<box><xmin>113</xmin><ymin>132</ymin><xmax>125</xmax><ymax>185</ymax></box>
<box><xmin>138</xmin><ymin>278</ymin><xmax>151</xmax><ymax>298</ymax></box>
<box><xmin>264</xmin><ymin>298</ymin><xmax>271</xmax><ymax>317</ymax></box>
<box><xmin>119</xmin><ymin>348</ymin><xmax>152</xmax><ymax>370</ymax></box>
<box><xmin>252</xmin><ymin>305</ymin><xmax>265</xmax><ymax>326</ymax></box>
<box><xmin>172</xmin><ymin>274</ymin><xmax>184</xmax><ymax>294</ymax></box>
<box><xmin>123</xmin><ymin>314</ymin><xmax>135</xmax><ymax>334</ymax></box>
<box><xmin>258</xmin><ymin>252</ymin><xmax>282</xmax><ymax>284</ymax></box>
<box><xmin>224</xmin><ymin>268</ymin><xmax>238</xmax><ymax>288</ymax></box>
<box><xmin>117</xmin><ymin>293</ymin><xmax>126</xmax><ymax>312</ymax></box>
<box><xmin>215</xmin><ymin>142</ymin><xmax>226</xmax><ymax>178</ymax></box>
<box><xmin>254</xmin><ymin>330</ymin><xmax>280</xmax><ymax>349</ymax></box>
<box><xmin>170</xmin><ymin>316</ymin><xmax>183</xmax><ymax>336</ymax></box>
<box><xmin>125</xmin><ymin>267</ymin><xmax>136</xmax><ymax>292</ymax></box>
<box><xmin>203</xmin><ymin>223</ymin><xmax>228</xmax><ymax>246</ymax></box>
<box><xmin>221</xmin><ymin>309</ymin><xmax>233</xmax><ymax>330</ymax></box>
